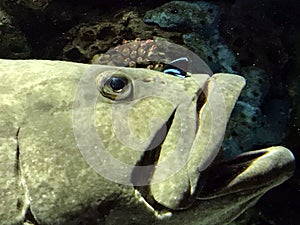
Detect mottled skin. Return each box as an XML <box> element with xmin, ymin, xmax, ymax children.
<box><xmin>0</xmin><ymin>59</ymin><xmax>295</xmax><ymax>225</ymax></box>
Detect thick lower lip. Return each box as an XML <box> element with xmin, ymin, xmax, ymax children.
<box><xmin>199</xmin><ymin>151</ymin><xmax>267</xmax><ymax>197</ymax></box>
<box><xmin>198</xmin><ymin>148</ymin><xmax>295</xmax><ymax>199</ymax></box>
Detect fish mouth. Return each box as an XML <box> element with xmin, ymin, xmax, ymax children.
<box><xmin>131</xmin><ymin>85</ymin><xmax>207</xmax><ymax>186</ymax></box>
<box><xmin>198</xmin><ymin>147</ymin><xmax>295</xmax><ymax>199</ymax></box>
<box><xmin>130</xmin><ymin>107</ymin><xmax>177</xmax><ymax>210</ymax></box>
<box><xmin>129</xmin><ymin>73</ymin><xmax>248</xmax><ymax>210</ymax></box>
<box><xmin>131</xmin><ymin>108</ymin><xmax>177</xmax><ymax>186</ymax></box>
<box><xmin>130</xmin><ymin>87</ymin><xmax>208</xmax><ymax>209</ymax></box>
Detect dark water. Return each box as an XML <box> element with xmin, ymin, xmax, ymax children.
<box><xmin>0</xmin><ymin>0</ymin><xmax>299</xmax><ymax>224</ymax></box>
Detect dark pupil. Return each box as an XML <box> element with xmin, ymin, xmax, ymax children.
<box><xmin>110</xmin><ymin>77</ymin><xmax>126</xmax><ymax>91</ymax></box>
<box><xmin>171</xmin><ymin>9</ymin><xmax>178</xmax><ymax>14</ymax></box>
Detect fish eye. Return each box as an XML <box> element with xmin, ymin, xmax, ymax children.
<box><xmin>108</xmin><ymin>77</ymin><xmax>127</xmax><ymax>92</ymax></box>
<box><xmin>99</xmin><ymin>75</ymin><xmax>132</xmax><ymax>100</ymax></box>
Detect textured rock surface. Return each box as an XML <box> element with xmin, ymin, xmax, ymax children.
<box><xmin>183</xmin><ymin>32</ymin><xmax>240</xmax><ymax>73</ymax></box>
<box><xmin>224</xmin><ymin>67</ymin><xmax>289</xmax><ymax>157</ymax></box>
<box><xmin>143</xmin><ymin>1</ymin><xmax>239</xmax><ymax>73</ymax></box>
<box><xmin>63</xmin><ymin>9</ymin><xmax>182</xmax><ymax>62</ymax></box>
<box><xmin>0</xmin><ymin>7</ymin><xmax>31</xmax><ymax>58</ymax></box>
<box><xmin>238</xmin><ymin>67</ymin><xmax>270</xmax><ymax>107</ymax></box>
<box><xmin>0</xmin><ymin>0</ymin><xmax>51</xmax><ymax>11</ymax></box>
<box><xmin>143</xmin><ymin>1</ymin><xmax>219</xmax><ymax>32</ymax></box>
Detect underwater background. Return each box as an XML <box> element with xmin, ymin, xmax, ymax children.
<box><xmin>0</xmin><ymin>0</ymin><xmax>299</xmax><ymax>224</ymax></box>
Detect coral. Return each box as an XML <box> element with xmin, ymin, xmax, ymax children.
<box><xmin>223</xmin><ymin>99</ymin><xmax>288</xmax><ymax>157</ymax></box>
<box><xmin>63</xmin><ymin>22</ymin><xmax>125</xmax><ymax>62</ymax></box>
<box><xmin>183</xmin><ymin>32</ymin><xmax>239</xmax><ymax>73</ymax></box>
<box><xmin>143</xmin><ymin>1</ymin><xmax>219</xmax><ymax>33</ymax></box>
<box><xmin>0</xmin><ymin>7</ymin><xmax>31</xmax><ymax>58</ymax></box>
<box><xmin>238</xmin><ymin>67</ymin><xmax>270</xmax><ymax>107</ymax></box>
<box><xmin>143</xmin><ymin>1</ymin><xmax>240</xmax><ymax>73</ymax></box>
<box><xmin>63</xmin><ymin>9</ymin><xmax>182</xmax><ymax>62</ymax></box>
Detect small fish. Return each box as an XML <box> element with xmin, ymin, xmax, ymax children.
<box><xmin>134</xmin><ymin>57</ymin><xmax>190</xmax><ymax>78</ymax></box>
<box><xmin>162</xmin><ymin>57</ymin><xmax>190</xmax><ymax>78</ymax></box>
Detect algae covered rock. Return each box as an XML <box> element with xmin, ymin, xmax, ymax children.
<box><xmin>63</xmin><ymin>9</ymin><xmax>182</xmax><ymax>62</ymax></box>
<box><xmin>183</xmin><ymin>32</ymin><xmax>240</xmax><ymax>73</ymax></box>
<box><xmin>223</xmin><ymin>67</ymin><xmax>289</xmax><ymax>157</ymax></box>
<box><xmin>143</xmin><ymin>1</ymin><xmax>240</xmax><ymax>73</ymax></box>
<box><xmin>239</xmin><ymin>67</ymin><xmax>270</xmax><ymax>107</ymax></box>
<box><xmin>144</xmin><ymin>1</ymin><xmax>219</xmax><ymax>33</ymax></box>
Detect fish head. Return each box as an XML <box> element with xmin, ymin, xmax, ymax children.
<box><xmin>0</xmin><ymin>59</ymin><xmax>294</xmax><ymax>225</ymax></box>
<box><xmin>73</xmin><ymin>65</ymin><xmax>258</xmax><ymax>211</ymax></box>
